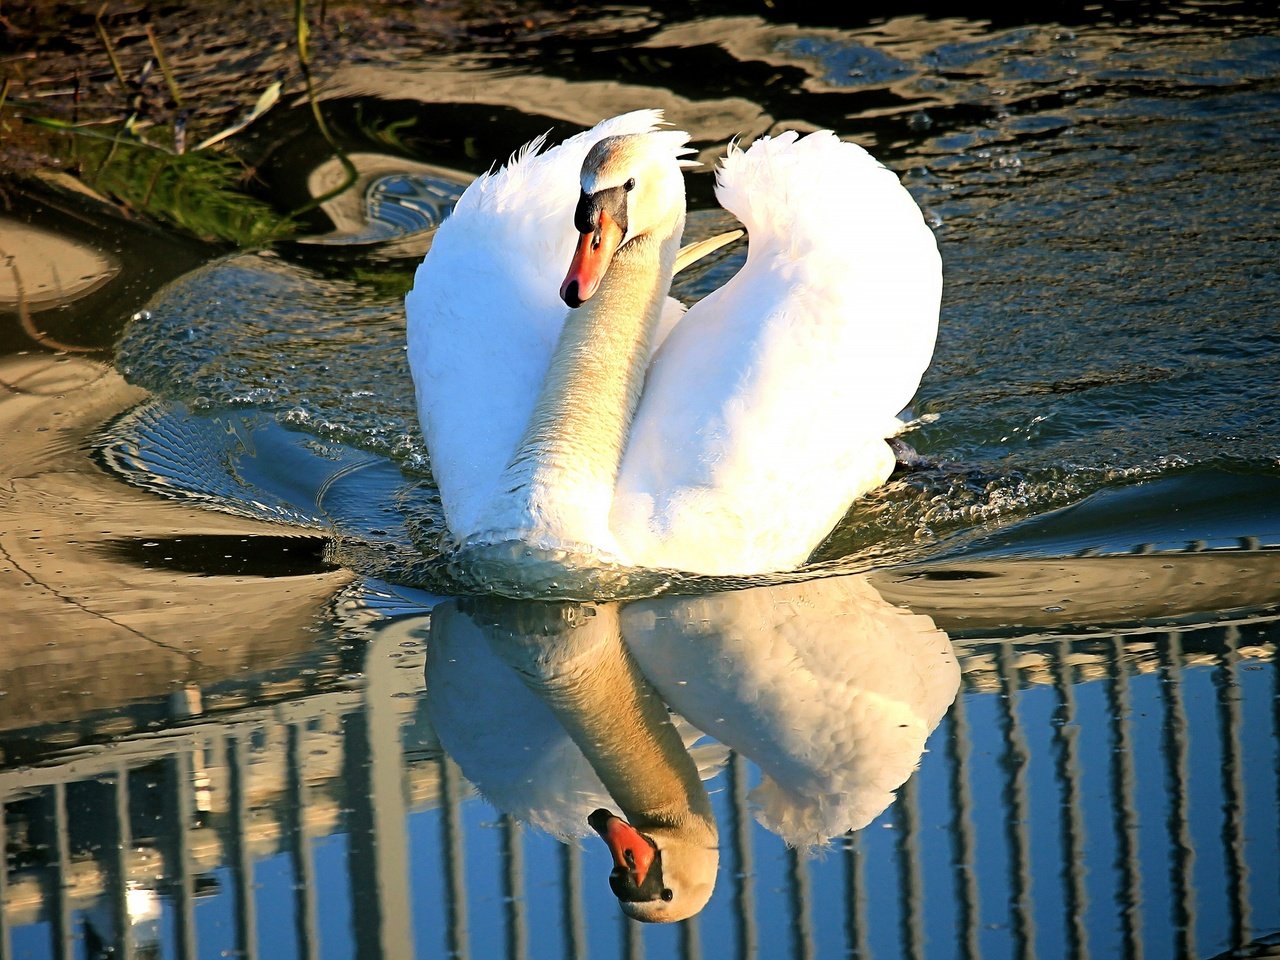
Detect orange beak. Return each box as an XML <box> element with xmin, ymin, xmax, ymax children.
<box><xmin>561</xmin><ymin>211</ymin><xmax>623</xmax><ymax>308</ymax></box>
<box><xmin>589</xmin><ymin>809</ymin><xmax>656</xmax><ymax>888</ymax></box>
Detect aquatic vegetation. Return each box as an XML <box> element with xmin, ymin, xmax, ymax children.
<box><xmin>3</xmin><ymin>4</ymin><xmax>308</xmax><ymax>246</ymax></box>
<box><xmin>61</xmin><ymin>136</ymin><xmax>295</xmax><ymax>245</ymax></box>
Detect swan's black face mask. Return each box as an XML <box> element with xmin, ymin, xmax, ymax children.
<box><xmin>607</xmin><ymin>842</ymin><xmax>671</xmax><ymax>903</ymax></box>
<box><xmin>574</xmin><ymin>185</ymin><xmax>629</xmax><ymax>247</ymax></box>
<box><xmin>588</xmin><ymin>807</ymin><xmax>674</xmax><ymax>905</ymax></box>
<box><xmin>562</xmin><ymin>185</ymin><xmax>631</xmax><ymax>308</ymax></box>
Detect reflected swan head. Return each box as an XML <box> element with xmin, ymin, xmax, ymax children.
<box><xmin>561</xmin><ymin>131</ymin><xmax>689</xmax><ymax>307</ymax></box>
<box><xmin>430</xmin><ymin>594</ymin><xmax>722</xmax><ymax>920</ymax></box>
<box><xmin>588</xmin><ymin>807</ymin><xmax>718</xmax><ymax>923</ymax></box>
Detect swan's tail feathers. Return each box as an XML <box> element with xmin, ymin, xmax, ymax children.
<box><xmin>673</xmin><ymin>229</ymin><xmax>744</xmax><ymax>275</ymax></box>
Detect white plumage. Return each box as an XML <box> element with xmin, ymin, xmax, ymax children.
<box><xmin>422</xmin><ymin>572</ymin><xmax>956</xmax><ymax>916</ymax></box>
<box><xmin>406</xmin><ymin>110</ymin><xmax>940</xmax><ymax>584</ymax></box>
<box><xmin>623</xmin><ymin>574</ymin><xmax>958</xmax><ymax>848</ymax></box>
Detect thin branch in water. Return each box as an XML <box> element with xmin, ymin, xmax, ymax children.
<box><xmin>28</xmin><ymin>116</ymin><xmax>173</xmax><ymax>154</ymax></box>
<box><xmin>289</xmin><ymin>0</ymin><xmax>357</xmax><ymax>216</ymax></box>
<box><xmin>94</xmin><ymin>9</ymin><xmax>128</xmax><ymax>91</ymax></box>
<box><xmin>145</xmin><ymin>24</ymin><xmax>183</xmax><ymax>107</ymax></box>
<box><xmin>0</xmin><ymin>247</ymin><xmax>96</xmax><ymax>354</ymax></box>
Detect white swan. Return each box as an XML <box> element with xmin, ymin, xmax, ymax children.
<box><xmin>406</xmin><ymin>110</ymin><xmax>940</xmax><ymax>585</ymax></box>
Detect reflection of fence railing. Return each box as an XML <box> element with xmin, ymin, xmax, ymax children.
<box><xmin>1</xmin><ymin>617</ymin><xmax>1276</xmax><ymax>959</ymax></box>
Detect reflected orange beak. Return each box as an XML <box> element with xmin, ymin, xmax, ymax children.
<box><xmin>589</xmin><ymin>808</ymin><xmax>656</xmax><ymax>888</ymax></box>
<box><xmin>561</xmin><ymin>211</ymin><xmax>623</xmax><ymax>308</ymax></box>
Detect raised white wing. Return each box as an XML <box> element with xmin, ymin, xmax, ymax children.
<box><xmin>406</xmin><ymin>110</ymin><xmax>679</xmax><ymax>540</ymax></box>
<box><xmin>612</xmin><ymin>131</ymin><xmax>942</xmax><ymax>574</ymax></box>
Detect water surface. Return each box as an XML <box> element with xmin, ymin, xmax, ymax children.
<box><xmin>2</xmin><ymin>2</ymin><xmax>1279</xmax><ymax>957</ymax></box>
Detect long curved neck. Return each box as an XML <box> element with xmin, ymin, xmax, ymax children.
<box><xmin>488</xmin><ymin>228</ymin><xmax>680</xmax><ymax>551</ymax></box>
<box><xmin>497</xmin><ymin>603</ymin><xmax>712</xmax><ymax>827</ymax></box>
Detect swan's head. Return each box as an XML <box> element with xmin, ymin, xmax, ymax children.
<box><xmin>588</xmin><ymin>807</ymin><xmax>718</xmax><ymax>923</ymax></box>
<box><xmin>560</xmin><ymin>132</ymin><xmax>690</xmax><ymax>308</ymax></box>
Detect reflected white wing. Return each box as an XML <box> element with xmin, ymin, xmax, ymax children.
<box><xmin>622</xmin><ymin>574</ymin><xmax>959</xmax><ymax>847</ymax></box>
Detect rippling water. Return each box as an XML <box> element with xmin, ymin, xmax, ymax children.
<box><xmin>98</xmin><ymin>2</ymin><xmax>1280</xmax><ymax>590</ymax></box>
<box><xmin>3</xmin><ymin>2</ymin><xmax>1280</xmax><ymax>958</ymax></box>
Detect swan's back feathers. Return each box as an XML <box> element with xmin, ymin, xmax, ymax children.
<box><xmin>407</xmin><ymin>110</ymin><xmax>685</xmax><ymax>540</ymax></box>
<box><xmin>612</xmin><ymin>130</ymin><xmax>941</xmax><ymax>574</ymax></box>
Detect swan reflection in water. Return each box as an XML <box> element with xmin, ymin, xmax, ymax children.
<box><xmin>425</xmin><ymin>573</ymin><xmax>958</xmax><ymax>922</ymax></box>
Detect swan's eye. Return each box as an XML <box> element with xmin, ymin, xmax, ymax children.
<box><xmin>624</xmin><ymin>178</ymin><xmax>636</xmax><ymax>192</ymax></box>
<box><xmin>661</xmin><ymin>888</ymin><xmax>673</xmax><ymax>902</ymax></box>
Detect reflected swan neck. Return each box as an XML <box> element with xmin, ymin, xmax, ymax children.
<box><xmin>509</xmin><ymin>605</ymin><xmax>712</xmax><ymax>824</ymax></box>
